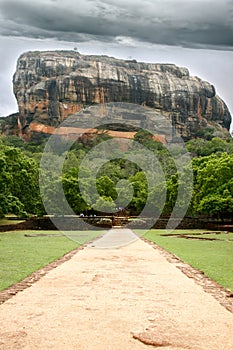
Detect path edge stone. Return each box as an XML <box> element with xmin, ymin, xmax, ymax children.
<box><xmin>141</xmin><ymin>237</ymin><xmax>233</xmax><ymax>313</ymax></box>
<box><xmin>0</xmin><ymin>235</ymin><xmax>101</xmax><ymax>305</ymax></box>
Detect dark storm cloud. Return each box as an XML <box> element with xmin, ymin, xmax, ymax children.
<box><xmin>0</xmin><ymin>0</ymin><xmax>232</xmax><ymax>50</ymax></box>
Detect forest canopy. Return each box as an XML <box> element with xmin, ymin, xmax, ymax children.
<box><xmin>0</xmin><ymin>132</ymin><xmax>232</xmax><ymax>221</ymax></box>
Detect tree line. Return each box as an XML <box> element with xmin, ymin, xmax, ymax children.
<box><xmin>0</xmin><ymin>131</ymin><xmax>232</xmax><ymax>221</ymax></box>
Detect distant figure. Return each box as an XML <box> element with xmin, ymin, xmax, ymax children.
<box><xmin>80</xmin><ymin>213</ymin><xmax>84</xmax><ymax>217</ymax></box>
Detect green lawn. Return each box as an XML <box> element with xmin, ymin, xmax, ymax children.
<box><xmin>144</xmin><ymin>229</ymin><xmax>233</xmax><ymax>292</ymax></box>
<box><xmin>1</xmin><ymin>229</ymin><xmax>232</xmax><ymax>294</ymax></box>
<box><xmin>0</xmin><ymin>230</ymin><xmax>102</xmax><ymax>291</ymax></box>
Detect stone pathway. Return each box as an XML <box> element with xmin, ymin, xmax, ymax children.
<box><xmin>0</xmin><ymin>229</ymin><xmax>233</xmax><ymax>350</ymax></box>
<box><xmin>87</xmin><ymin>227</ymin><xmax>138</xmax><ymax>248</ymax></box>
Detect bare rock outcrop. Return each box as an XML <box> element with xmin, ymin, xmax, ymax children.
<box><xmin>12</xmin><ymin>50</ymin><xmax>231</xmax><ymax>139</ymax></box>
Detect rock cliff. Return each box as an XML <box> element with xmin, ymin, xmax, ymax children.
<box><xmin>12</xmin><ymin>50</ymin><xmax>231</xmax><ymax>139</ymax></box>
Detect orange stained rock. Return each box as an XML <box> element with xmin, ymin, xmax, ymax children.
<box><xmin>29</xmin><ymin>122</ymin><xmax>166</xmax><ymax>144</ymax></box>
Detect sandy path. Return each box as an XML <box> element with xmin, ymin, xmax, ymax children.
<box><xmin>0</xmin><ymin>229</ymin><xmax>233</xmax><ymax>350</ymax></box>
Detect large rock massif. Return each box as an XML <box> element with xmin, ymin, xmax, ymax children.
<box><xmin>3</xmin><ymin>50</ymin><xmax>232</xmax><ymax>140</ymax></box>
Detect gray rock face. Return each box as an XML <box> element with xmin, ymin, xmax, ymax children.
<box><xmin>13</xmin><ymin>50</ymin><xmax>231</xmax><ymax>139</ymax></box>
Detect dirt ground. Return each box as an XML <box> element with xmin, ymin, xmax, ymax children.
<box><xmin>0</xmin><ymin>229</ymin><xmax>233</xmax><ymax>350</ymax></box>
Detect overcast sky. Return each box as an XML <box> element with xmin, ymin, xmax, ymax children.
<box><xmin>0</xmin><ymin>0</ymin><xmax>232</xmax><ymax>130</ymax></box>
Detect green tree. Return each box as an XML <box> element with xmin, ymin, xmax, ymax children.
<box><xmin>96</xmin><ymin>175</ymin><xmax>117</xmax><ymax>199</ymax></box>
<box><xmin>94</xmin><ymin>196</ymin><xmax>116</xmax><ymax>213</ymax></box>
<box><xmin>134</xmin><ymin>129</ymin><xmax>164</xmax><ymax>151</ymax></box>
<box><xmin>62</xmin><ymin>174</ymin><xmax>89</xmax><ymax>214</ymax></box>
<box><xmin>128</xmin><ymin>172</ymin><xmax>148</xmax><ymax>214</ymax></box>
<box><xmin>191</xmin><ymin>153</ymin><xmax>233</xmax><ymax>220</ymax></box>
<box><xmin>0</xmin><ymin>142</ymin><xmax>43</xmax><ymax>217</ymax></box>
<box><xmin>186</xmin><ymin>137</ymin><xmax>233</xmax><ymax>157</ymax></box>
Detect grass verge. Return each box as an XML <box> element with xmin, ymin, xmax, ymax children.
<box><xmin>144</xmin><ymin>229</ymin><xmax>233</xmax><ymax>292</ymax></box>
<box><xmin>0</xmin><ymin>230</ymin><xmax>103</xmax><ymax>291</ymax></box>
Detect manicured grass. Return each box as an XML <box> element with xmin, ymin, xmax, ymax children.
<box><xmin>144</xmin><ymin>229</ymin><xmax>233</xmax><ymax>292</ymax></box>
<box><xmin>1</xmin><ymin>229</ymin><xmax>232</xmax><ymax>294</ymax></box>
<box><xmin>0</xmin><ymin>230</ymin><xmax>102</xmax><ymax>291</ymax></box>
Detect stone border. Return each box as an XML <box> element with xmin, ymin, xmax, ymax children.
<box><xmin>142</xmin><ymin>237</ymin><xmax>233</xmax><ymax>313</ymax></box>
